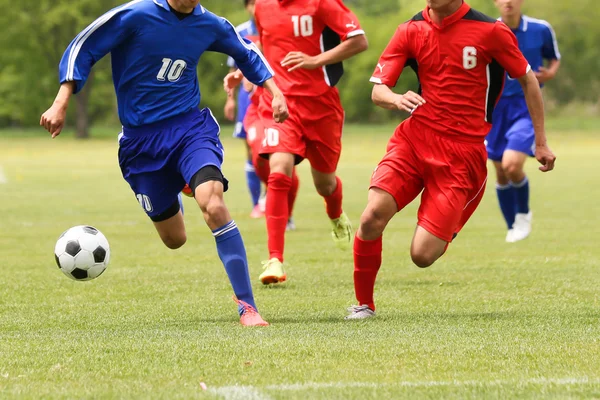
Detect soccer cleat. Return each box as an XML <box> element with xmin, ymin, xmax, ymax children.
<box><xmin>286</xmin><ymin>217</ymin><xmax>296</xmax><ymax>231</ymax></box>
<box><xmin>505</xmin><ymin>229</ymin><xmax>515</xmax><ymax>243</ymax></box>
<box><xmin>509</xmin><ymin>211</ymin><xmax>532</xmax><ymax>243</ymax></box>
<box><xmin>258</xmin><ymin>193</ymin><xmax>267</xmax><ymax>213</ymax></box>
<box><xmin>331</xmin><ymin>212</ymin><xmax>353</xmax><ymax>250</ymax></box>
<box><xmin>344</xmin><ymin>305</ymin><xmax>376</xmax><ymax>320</ymax></box>
<box><xmin>250</xmin><ymin>204</ymin><xmax>264</xmax><ymax>219</ymax></box>
<box><xmin>234</xmin><ymin>298</ymin><xmax>269</xmax><ymax>326</ymax></box>
<box><xmin>259</xmin><ymin>258</ymin><xmax>287</xmax><ymax>285</ymax></box>
<box><xmin>181</xmin><ymin>184</ymin><xmax>194</xmax><ymax>198</ymax></box>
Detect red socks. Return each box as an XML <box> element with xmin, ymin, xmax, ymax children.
<box><xmin>288</xmin><ymin>169</ymin><xmax>299</xmax><ymax>218</ymax></box>
<box><xmin>353</xmin><ymin>234</ymin><xmax>383</xmax><ymax>311</ymax></box>
<box><xmin>266</xmin><ymin>173</ymin><xmax>291</xmax><ymax>262</ymax></box>
<box><xmin>324</xmin><ymin>176</ymin><xmax>343</xmax><ymax>220</ymax></box>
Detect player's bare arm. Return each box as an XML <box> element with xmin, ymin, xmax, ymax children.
<box><xmin>40</xmin><ymin>82</ymin><xmax>76</xmax><ymax>138</ymax></box>
<box><xmin>281</xmin><ymin>35</ymin><xmax>368</xmax><ymax>72</ymax></box>
<box><xmin>518</xmin><ymin>70</ymin><xmax>556</xmax><ymax>172</ymax></box>
<box><xmin>224</xmin><ymin>67</ymin><xmax>238</xmax><ymax>121</ymax></box>
<box><xmin>223</xmin><ymin>73</ymin><xmax>288</xmax><ymax>123</ymax></box>
<box><xmin>371</xmin><ymin>84</ymin><xmax>425</xmax><ymax>113</ymax></box>
<box><xmin>536</xmin><ymin>59</ymin><xmax>561</xmax><ymax>84</ymax></box>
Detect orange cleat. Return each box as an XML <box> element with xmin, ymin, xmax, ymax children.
<box><xmin>250</xmin><ymin>204</ymin><xmax>264</xmax><ymax>219</ymax></box>
<box><xmin>181</xmin><ymin>184</ymin><xmax>194</xmax><ymax>198</ymax></box>
<box><xmin>235</xmin><ymin>298</ymin><xmax>269</xmax><ymax>327</ymax></box>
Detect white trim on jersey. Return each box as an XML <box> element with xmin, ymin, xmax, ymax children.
<box><xmin>67</xmin><ymin>0</ymin><xmax>144</xmax><ymax>81</ymax></box>
<box><xmin>319</xmin><ymin>34</ymin><xmax>332</xmax><ymax>87</ymax></box>
<box><xmin>369</xmin><ymin>77</ymin><xmax>383</xmax><ymax>84</ymax></box>
<box><xmin>522</xmin><ymin>16</ymin><xmax>561</xmax><ymax>60</ymax></box>
<box><xmin>224</xmin><ymin>19</ymin><xmax>275</xmax><ymax>77</ymax></box>
<box><xmin>347</xmin><ymin>29</ymin><xmax>365</xmax><ymax>38</ymax></box>
<box><xmin>484</xmin><ymin>65</ymin><xmax>491</xmax><ymax>123</ymax></box>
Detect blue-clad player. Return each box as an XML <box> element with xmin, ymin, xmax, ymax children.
<box><xmin>487</xmin><ymin>0</ymin><xmax>560</xmax><ymax>243</ymax></box>
<box><xmin>223</xmin><ymin>0</ymin><xmax>264</xmax><ymax>219</ymax></box>
<box><xmin>40</xmin><ymin>0</ymin><xmax>288</xmax><ymax>326</ymax></box>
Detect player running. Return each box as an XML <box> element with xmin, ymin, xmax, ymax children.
<box><xmin>487</xmin><ymin>0</ymin><xmax>561</xmax><ymax>243</ymax></box>
<box><xmin>223</xmin><ymin>0</ymin><xmax>265</xmax><ymax>219</ymax></box>
<box><xmin>346</xmin><ymin>0</ymin><xmax>556</xmax><ymax>320</ymax></box>
<box><xmin>39</xmin><ymin>0</ymin><xmax>288</xmax><ymax>326</ymax></box>
<box><xmin>227</xmin><ymin>0</ymin><xmax>368</xmax><ymax>285</ymax></box>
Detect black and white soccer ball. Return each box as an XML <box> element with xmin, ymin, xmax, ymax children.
<box><xmin>54</xmin><ymin>225</ymin><xmax>110</xmax><ymax>281</ymax></box>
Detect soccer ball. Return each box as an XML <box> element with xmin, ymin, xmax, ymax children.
<box><xmin>54</xmin><ymin>225</ymin><xmax>110</xmax><ymax>281</ymax></box>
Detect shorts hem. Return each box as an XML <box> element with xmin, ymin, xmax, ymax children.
<box><xmin>369</xmin><ymin>184</ymin><xmax>401</xmax><ymax>211</ymax></box>
<box><xmin>417</xmin><ymin>220</ymin><xmax>453</xmax><ymax>242</ymax></box>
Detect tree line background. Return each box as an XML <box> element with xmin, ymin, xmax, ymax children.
<box><xmin>0</xmin><ymin>0</ymin><xmax>598</xmax><ymax>137</ymax></box>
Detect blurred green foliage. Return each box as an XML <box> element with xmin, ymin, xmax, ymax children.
<box><xmin>0</xmin><ymin>0</ymin><xmax>598</xmax><ymax>129</ymax></box>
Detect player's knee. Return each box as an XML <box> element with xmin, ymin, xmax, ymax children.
<box><xmin>359</xmin><ymin>208</ymin><xmax>386</xmax><ymax>239</ymax></box>
<box><xmin>502</xmin><ymin>161</ymin><xmax>524</xmax><ymax>181</ymax></box>
<box><xmin>314</xmin><ymin>178</ymin><xmax>336</xmax><ymax>197</ymax></box>
<box><xmin>201</xmin><ymin>195</ymin><xmax>228</xmax><ymax>219</ymax></box>
<box><xmin>410</xmin><ymin>250</ymin><xmax>437</xmax><ymax>268</ymax></box>
<box><xmin>162</xmin><ymin>233</ymin><xmax>187</xmax><ymax>250</ymax></box>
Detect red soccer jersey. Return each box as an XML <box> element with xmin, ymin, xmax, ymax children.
<box><xmin>370</xmin><ymin>2</ymin><xmax>531</xmax><ymax>142</ymax></box>
<box><xmin>255</xmin><ymin>0</ymin><xmax>364</xmax><ymax>96</ymax></box>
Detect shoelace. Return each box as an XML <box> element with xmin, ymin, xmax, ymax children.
<box><xmin>347</xmin><ymin>305</ymin><xmax>371</xmax><ymax>313</ymax></box>
<box><xmin>261</xmin><ymin>260</ymin><xmax>276</xmax><ymax>271</ymax></box>
<box><xmin>237</xmin><ymin>300</ymin><xmax>258</xmax><ymax>317</ymax></box>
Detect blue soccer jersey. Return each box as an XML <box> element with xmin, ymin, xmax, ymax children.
<box><xmin>500</xmin><ymin>15</ymin><xmax>560</xmax><ymax>98</ymax></box>
<box><xmin>59</xmin><ymin>0</ymin><xmax>273</xmax><ymax>128</ymax></box>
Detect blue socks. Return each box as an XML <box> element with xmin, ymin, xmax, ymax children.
<box><xmin>496</xmin><ymin>176</ymin><xmax>530</xmax><ymax>229</ymax></box>
<box><xmin>212</xmin><ymin>221</ymin><xmax>257</xmax><ymax>312</ymax></box>
<box><xmin>511</xmin><ymin>176</ymin><xmax>530</xmax><ymax>214</ymax></box>
<box><xmin>246</xmin><ymin>161</ymin><xmax>261</xmax><ymax>207</ymax></box>
<box><xmin>496</xmin><ymin>183</ymin><xmax>516</xmax><ymax>229</ymax></box>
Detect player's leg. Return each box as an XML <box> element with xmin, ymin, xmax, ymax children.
<box><xmin>235</xmin><ymin>96</ymin><xmax>262</xmax><ymax>214</ymax></box>
<box><xmin>287</xmin><ymin>168</ymin><xmax>299</xmax><ymax>231</ymax></box>
<box><xmin>303</xmin><ymin>92</ymin><xmax>350</xmax><ymax>249</ymax></box>
<box><xmin>486</xmin><ymin>100</ymin><xmax>517</xmax><ymax>240</ymax></box>
<box><xmin>503</xmin><ymin>114</ymin><xmax>535</xmax><ymax>242</ymax></box>
<box><xmin>245</xmin><ymin>140</ymin><xmax>262</xmax><ymax>218</ymax></box>
<box><xmin>178</xmin><ymin>109</ymin><xmax>267</xmax><ymax>326</ymax></box>
<box><xmin>346</xmin><ymin>127</ymin><xmax>423</xmax><ymax>319</ymax></box>
<box><xmin>152</xmin><ymin>202</ymin><xmax>187</xmax><ymax>250</ymax></box>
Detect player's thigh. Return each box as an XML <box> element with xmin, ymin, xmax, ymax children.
<box><xmin>152</xmin><ymin>210</ymin><xmax>186</xmax><ymax>250</ymax></box>
<box><xmin>418</xmin><ymin>145</ymin><xmax>487</xmax><ymax>242</ymax></box>
<box><xmin>258</xmin><ymin>96</ymin><xmax>306</xmax><ymax>163</ymax></box>
<box><xmin>410</xmin><ymin>225</ymin><xmax>448</xmax><ymax>268</ymax></box>
<box><xmin>190</xmin><ymin>166</ymin><xmax>231</xmax><ymax>230</ymax></box>
<box><xmin>370</xmin><ymin>133</ymin><xmax>424</xmax><ymax>213</ymax></box>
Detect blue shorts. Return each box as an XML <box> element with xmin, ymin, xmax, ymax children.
<box><xmin>118</xmin><ymin>108</ymin><xmax>224</xmax><ymax>219</ymax></box>
<box><xmin>233</xmin><ymin>87</ymin><xmax>252</xmax><ymax>139</ymax></box>
<box><xmin>486</xmin><ymin>96</ymin><xmax>535</xmax><ymax>162</ymax></box>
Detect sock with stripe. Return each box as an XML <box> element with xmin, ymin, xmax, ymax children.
<box><xmin>246</xmin><ymin>160</ymin><xmax>261</xmax><ymax>207</ymax></box>
<box><xmin>496</xmin><ymin>183</ymin><xmax>516</xmax><ymax>229</ymax></box>
<box><xmin>353</xmin><ymin>234</ymin><xmax>383</xmax><ymax>311</ymax></box>
<box><xmin>212</xmin><ymin>221</ymin><xmax>256</xmax><ymax>311</ymax></box>
<box><xmin>266</xmin><ymin>173</ymin><xmax>291</xmax><ymax>262</ymax></box>
<box><xmin>323</xmin><ymin>176</ymin><xmax>343</xmax><ymax>220</ymax></box>
<box><xmin>511</xmin><ymin>176</ymin><xmax>530</xmax><ymax>214</ymax></box>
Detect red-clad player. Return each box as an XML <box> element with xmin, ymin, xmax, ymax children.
<box><xmin>346</xmin><ymin>0</ymin><xmax>556</xmax><ymax>319</ymax></box>
<box><xmin>243</xmin><ymin>84</ymin><xmax>300</xmax><ymax>231</ymax></box>
<box><xmin>227</xmin><ymin>0</ymin><xmax>368</xmax><ymax>285</ymax></box>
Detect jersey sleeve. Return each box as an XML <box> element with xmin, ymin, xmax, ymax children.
<box><xmin>208</xmin><ymin>17</ymin><xmax>274</xmax><ymax>86</ymax></box>
<box><xmin>369</xmin><ymin>24</ymin><xmax>410</xmax><ymax>87</ymax></box>
<box><xmin>316</xmin><ymin>0</ymin><xmax>365</xmax><ymax>40</ymax></box>
<box><xmin>541</xmin><ymin>22</ymin><xmax>561</xmax><ymax>60</ymax></box>
<box><xmin>58</xmin><ymin>7</ymin><xmax>136</xmax><ymax>94</ymax></box>
<box><xmin>488</xmin><ymin>22</ymin><xmax>531</xmax><ymax>79</ymax></box>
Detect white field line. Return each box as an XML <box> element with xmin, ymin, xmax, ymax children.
<box><xmin>0</xmin><ymin>166</ymin><xmax>6</xmax><ymax>184</ymax></box>
<box><xmin>209</xmin><ymin>378</ymin><xmax>600</xmax><ymax>398</ymax></box>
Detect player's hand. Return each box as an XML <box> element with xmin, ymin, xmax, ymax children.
<box><xmin>281</xmin><ymin>52</ymin><xmax>320</xmax><ymax>72</ymax></box>
<box><xmin>40</xmin><ymin>103</ymin><xmax>67</xmax><ymax>138</ymax></box>
<box><xmin>271</xmin><ymin>94</ymin><xmax>289</xmax><ymax>123</ymax></box>
<box><xmin>223</xmin><ymin>70</ymin><xmax>244</xmax><ymax>96</ymax></box>
<box><xmin>535</xmin><ymin>67</ymin><xmax>555</xmax><ymax>84</ymax></box>
<box><xmin>394</xmin><ymin>91</ymin><xmax>426</xmax><ymax>113</ymax></box>
<box><xmin>224</xmin><ymin>96</ymin><xmax>236</xmax><ymax>121</ymax></box>
<box><xmin>535</xmin><ymin>143</ymin><xmax>556</xmax><ymax>172</ymax></box>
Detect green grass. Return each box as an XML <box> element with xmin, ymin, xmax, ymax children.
<box><xmin>0</xmin><ymin>123</ymin><xmax>599</xmax><ymax>399</ymax></box>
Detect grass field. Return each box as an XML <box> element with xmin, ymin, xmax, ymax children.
<box><xmin>1</xmin><ymin>121</ymin><xmax>599</xmax><ymax>399</ymax></box>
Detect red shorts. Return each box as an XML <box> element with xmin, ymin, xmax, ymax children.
<box><xmin>371</xmin><ymin>118</ymin><xmax>488</xmax><ymax>242</ymax></box>
<box><xmin>243</xmin><ymin>102</ymin><xmax>270</xmax><ymax>183</ymax></box>
<box><xmin>258</xmin><ymin>89</ymin><xmax>344</xmax><ymax>173</ymax></box>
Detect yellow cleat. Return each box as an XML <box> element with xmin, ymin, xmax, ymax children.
<box><xmin>331</xmin><ymin>212</ymin><xmax>353</xmax><ymax>250</ymax></box>
<box><xmin>259</xmin><ymin>258</ymin><xmax>287</xmax><ymax>285</ymax></box>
